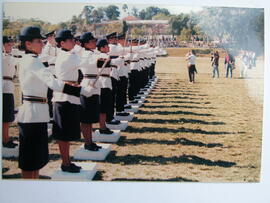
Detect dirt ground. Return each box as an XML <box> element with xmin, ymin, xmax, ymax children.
<box><xmin>2</xmin><ymin>55</ymin><xmax>263</xmax><ymax>182</ymax></box>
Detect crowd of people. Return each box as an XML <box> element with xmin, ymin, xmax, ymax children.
<box><xmin>184</xmin><ymin>49</ymin><xmax>257</xmax><ymax>83</ymax></box>
<box><xmin>2</xmin><ymin>27</ymin><xmax>164</xmax><ymax>178</ymax></box>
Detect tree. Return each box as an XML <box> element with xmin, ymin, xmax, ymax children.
<box><xmin>91</xmin><ymin>7</ymin><xmax>105</xmax><ymax>23</ymax></box>
<box><xmin>122</xmin><ymin>4</ymin><xmax>128</xmax><ymax>14</ymax></box>
<box><xmin>152</xmin><ymin>13</ymin><xmax>171</xmax><ymax>20</ymax></box>
<box><xmin>197</xmin><ymin>7</ymin><xmax>264</xmax><ymax>53</ymax></box>
<box><xmin>122</xmin><ymin>20</ymin><xmax>128</xmax><ymax>33</ymax></box>
<box><xmin>139</xmin><ymin>9</ymin><xmax>147</xmax><ymax>20</ymax></box>
<box><xmin>131</xmin><ymin>7</ymin><xmax>139</xmax><ymax>18</ymax></box>
<box><xmin>81</xmin><ymin>5</ymin><xmax>94</xmax><ymax>24</ymax></box>
<box><xmin>104</xmin><ymin>5</ymin><xmax>120</xmax><ymax>20</ymax></box>
<box><xmin>169</xmin><ymin>14</ymin><xmax>190</xmax><ymax>35</ymax></box>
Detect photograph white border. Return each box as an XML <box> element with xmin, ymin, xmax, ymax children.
<box><xmin>1</xmin><ymin>0</ymin><xmax>270</xmax><ymax>202</ymax></box>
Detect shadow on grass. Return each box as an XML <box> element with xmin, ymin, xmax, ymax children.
<box><xmin>138</xmin><ymin>110</ymin><xmax>213</xmax><ymax>117</ymax></box>
<box><xmin>2</xmin><ymin>167</ymin><xmax>9</xmax><ymax>173</ymax></box>
<box><xmin>133</xmin><ymin>118</ymin><xmax>225</xmax><ymax>125</ymax></box>
<box><xmin>2</xmin><ymin>173</ymin><xmax>51</xmax><ymax>179</ymax></box>
<box><xmin>92</xmin><ymin>170</ymin><xmax>105</xmax><ymax>180</ymax></box>
<box><xmin>149</xmin><ymin>96</ymin><xmax>204</xmax><ymax>100</ymax></box>
<box><xmin>49</xmin><ymin>153</ymin><xmax>61</xmax><ymax>161</ymax></box>
<box><xmin>151</xmin><ymin>90</ymin><xmax>201</xmax><ymax>93</ymax></box>
<box><xmin>142</xmin><ymin>105</ymin><xmax>216</xmax><ymax>110</ymax></box>
<box><xmin>105</xmin><ymin>151</ymin><xmax>236</xmax><ymax>167</ymax></box>
<box><xmin>126</xmin><ymin>126</ymin><xmax>242</xmax><ymax>135</ymax></box>
<box><xmin>149</xmin><ymin>100</ymin><xmax>210</xmax><ymax>105</ymax></box>
<box><xmin>152</xmin><ymin>93</ymin><xmax>208</xmax><ymax>97</ymax></box>
<box><xmin>117</xmin><ymin>137</ymin><xmax>223</xmax><ymax>148</ymax></box>
<box><xmin>111</xmin><ymin>177</ymin><xmax>198</xmax><ymax>182</ymax></box>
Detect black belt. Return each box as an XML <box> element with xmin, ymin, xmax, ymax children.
<box><xmin>100</xmin><ymin>74</ymin><xmax>110</xmax><ymax>77</ymax></box>
<box><xmin>84</xmin><ymin>74</ymin><xmax>97</xmax><ymax>79</ymax></box>
<box><xmin>22</xmin><ymin>95</ymin><xmax>47</xmax><ymax>103</ymax></box>
<box><xmin>63</xmin><ymin>80</ymin><xmax>78</xmax><ymax>84</ymax></box>
<box><xmin>3</xmin><ymin>76</ymin><xmax>13</xmax><ymax>81</ymax></box>
<box><xmin>13</xmin><ymin>55</ymin><xmax>22</xmax><ymax>58</ymax></box>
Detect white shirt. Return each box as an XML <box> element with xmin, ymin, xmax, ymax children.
<box><xmin>40</xmin><ymin>42</ymin><xmax>58</xmax><ymax>74</ymax></box>
<box><xmin>52</xmin><ymin>49</ymin><xmax>81</xmax><ymax>104</ymax></box>
<box><xmin>108</xmin><ymin>44</ymin><xmax>121</xmax><ymax>80</ymax></box>
<box><xmin>187</xmin><ymin>54</ymin><xmax>196</xmax><ymax>65</ymax></box>
<box><xmin>16</xmin><ymin>53</ymin><xmax>64</xmax><ymax>123</ymax></box>
<box><xmin>72</xmin><ymin>44</ymin><xmax>84</xmax><ymax>57</ymax></box>
<box><xmin>129</xmin><ymin>52</ymin><xmax>140</xmax><ymax>71</ymax></box>
<box><xmin>79</xmin><ymin>49</ymin><xmax>101</xmax><ymax>95</ymax></box>
<box><xmin>97</xmin><ymin>52</ymin><xmax>112</xmax><ymax>89</ymax></box>
<box><xmin>2</xmin><ymin>53</ymin><xmax>16</xmax><ymax>94</ymax></box>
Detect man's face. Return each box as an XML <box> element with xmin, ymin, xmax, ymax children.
<box><xmin>84</xmin><ymin>39</ymin><xmax>97</xmax><ymax>50</ymax></box>
<box><xmin>61</xmin><ymin>38</ymin><xmax>75</xmax><ymax>50</ymax></box>
<box><xmin>100</xmin><ymin>44</ymin><xmax>109</xmax><ymax>53</ymax></box>
<box><xmin>108</xmin><ymin>37</ymin><xmax>117</xmax><ymax>44</ymax></box>
<box><xmin>3</xmin><ymin>42</ymin><xmax>13</xmax><ymax>53</ymax></box>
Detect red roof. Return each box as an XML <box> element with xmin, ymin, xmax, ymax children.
<box><xmin>122</xmin><ymin>15</ymin><xmax>139</xmax><ymax>21</ymax></box>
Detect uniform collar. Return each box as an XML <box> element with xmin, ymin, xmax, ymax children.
<box><xmin>25</xmin><ymin>50</ymin><xmax>38</xmax><ymax>57</ymax></box>
<box><xmin>61</xmin><ymin>48</ymin><xmax>70</xmax><ymax>52</ymax></box>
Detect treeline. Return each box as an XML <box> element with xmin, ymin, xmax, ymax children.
<box><xmin>3</xmin><ymin>4</ymin><xmax>264</xmax><ymax>53</ymax></box>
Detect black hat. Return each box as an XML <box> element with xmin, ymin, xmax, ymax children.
<box><xmin>96</xmin><ymin>38</ymin><xmax>108</xmax><ymax>48</ymax></box>
<box><xmin>106</xmin><ymin>32</ymin><xmax>117</xmax><ymax>39</ymax></box>
<box><xmin>117</xmin><ymin>33</ymin><xmax>125</xmax><ymax>40</ymax></box>
<box><xmin>3</xmin><ymin>36</ymin><xmax>13</xmax><ymax>44</ymax></box>
<box><xmin>80</xmin><ymin>32</ymin><xmax>96</xmax><ymax>43</ymax></box>
<box><xmin>45</xmin><ymin>30</ymin><xmax>55</xmax><ymax>38</ymax></box>
<box><xmin>74</xmin><ymin>35</ymin><xmax>81</xmax><ymax>41</ymax></box>
<box><xmin>19</xmin><ymin>26</ymin><xmax>45</xmax><ymax>41</ymax></box>
<box><xmin>55</xmin><ymin>29</ymin><xmax>74</xmax><ymax>42</ymax></box>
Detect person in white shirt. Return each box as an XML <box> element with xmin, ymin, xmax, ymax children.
<box><xmin>52</xmin><ymin>29</ymin><xmax>96</xmax><ymax>173</ymax></box>
<box><xmin>39</xmin><ymin>30</ymin><xmax>58</xmax><ymax>120</ymax></box>
<box><xmin>106</xmin><ymin>32</ymin><xmax>122</xmax><ymax>124</ymax></box>
<box><xmin>2</xmin><ymin>36</ymin><xmax>17</xmax><ymax>148</ymax></box>
<box><xmin>96</xmin><ymin>38</ymin><xmax>116</xmax><ymax>134</ymax></box>
<box><xmin>79</xmin><ymin>32</ymin><xmax>102</xmax><ymax>150</ymax></box>
<box><xmin>17</xmin><ymin>26</ymin><xmax>95</xmax><ymax>178</ymax></box>
<box><xmin>186</xmin><ymin>50</ymin><xmax>197</xmax><ymax>83</ymax></box>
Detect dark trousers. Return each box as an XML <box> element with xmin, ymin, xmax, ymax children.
<box><xmin>47</xmin><ymin>88</ymin><xmax>53</xmax><ymax>118</ymax></box>
<box><xmin>111</xmin><ymin>77</ymin><xmax>118</xmax><ymax>120</ymax></box>
<box><xmin>116</xmin><ymin>76</ymin><xmax>128</xmax><ymax>112</ymax></box>
<box><xmin>128</xmin><ymin>70</ymin><xmax>139</xmax><ymax>101</ymax></box>
<box><xmin>188</xmin><ymin>65</ymin><xmax>196</xmax><ymax>82</ymax></box>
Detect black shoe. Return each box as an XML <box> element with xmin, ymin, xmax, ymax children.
<box><xmin>61</xmin><ymin>163</ymin><xmax>81</xmax><ymax>173</ymax></box>
<box><xmin>130</xmin><ymin>100</ymin><xmax>139</xmax><ymax>104</ymax></box>
<box><xmin>70</xmin><ymin>162</ymin><xmax>82</xmax><ymax>169</ymax></box>
<box><xmin>99</xmin><ymin>128</ymin><xmax>114</xmax><ymax>134</ymax></box>
<box><xmin>116</xmin><ymin>112</ymin><xmax>130</xmax><ymax>116</ymax></box>
<box><xmin>124</xmin><ymin>105</ymin><xmax>132</xmax><ymax>109</ymax></box>
<box><xmin>3</xmin><ymin>140</ymin><xmax>18</xmax><ymax>148</ymax></box>
<box><xmin>84</xmin><ymin>143</ymin><xmax>101</xmax><ymax>151</ymax></box>
<box><xmin>107</xmin><ymin>120</ymin><xmax>121</xmax><ymax>125</ymax></box>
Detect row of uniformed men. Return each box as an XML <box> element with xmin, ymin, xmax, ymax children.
<box><xmin>2</xmin><ymin>26</ymin><xmax>162</xmax><ymax>178</ymax></box>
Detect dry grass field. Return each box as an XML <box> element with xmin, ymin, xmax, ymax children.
<box><xmin>2</xmin><ymin>53</ymin><xmax>264</xmax><ymax>182</ymax></box>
